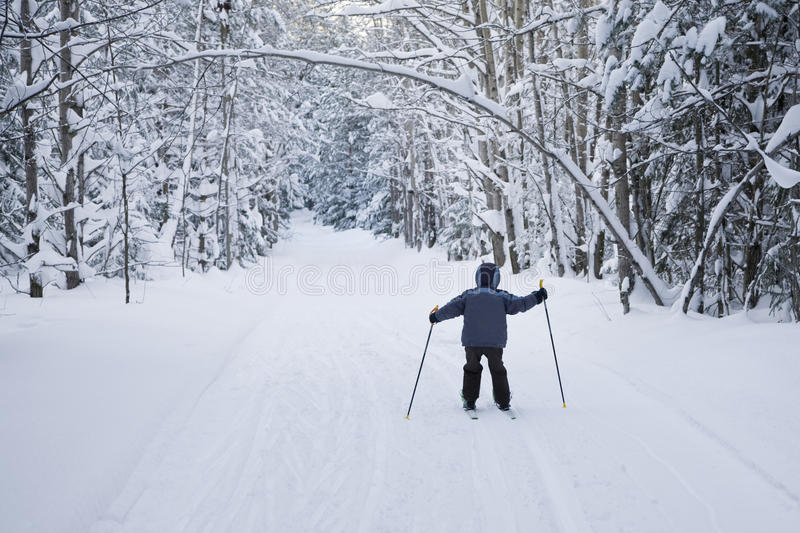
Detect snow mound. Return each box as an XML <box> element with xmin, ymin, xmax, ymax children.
<box><xmin>365</xmin><ymin>91</ymin><xmax>394</xmax><ymax>109</ymax></box>
<box><xmin>765</xmin><ymin>104</ymin><xmax>800</xmax><ymax>153</ymax></box>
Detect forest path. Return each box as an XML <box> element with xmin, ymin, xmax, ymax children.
<box><xmin>90</xmin><ymin>211</ymin><xmax>800</xmax><ymax>533</ymax></box>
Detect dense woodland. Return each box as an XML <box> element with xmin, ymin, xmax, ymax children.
<box><xmin>1</xmin><ymin>0</ymin><xmax>799</xmax><ymax>319</ymax></box>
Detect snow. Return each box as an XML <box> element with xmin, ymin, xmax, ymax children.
<box><xmin>630</xmin><ymin>1</ymin><xmax>673</xmax><ymax>64</ymax></box>
<box><xmin>335</xmin><ymin>0</ymin><xmax>418</xmax><ymax>16</ymax></box>
<box><xmin>51</xmin><ymin>17</ymin><xmax>80</xmax><ymax>32</ymax></box>
<box><xmin>603</xmin><ymin>66</ymin><xmax>625</xmax><ymax>106</ymax></box>
<box><xmin>2</xmin><ymin>211</ymin><xmax>800</xmax><ymax>533</ymax></box>
<box><xmin>23</xmin><ymin>245</ymin><xmax>76</xmax><ymax>272</ymax></box>
<box><xmin>234</xmin><ymin>58</ymin><xmax>257</xmax><ymax>69</ymax></box>
<box><xmin>765</xmin><ymin>104</ymin><xmax>800</xmax><ymax>153</ymax></box>
<box><xmin>618</xmin><ymin>0</ymin><xmax>635</xmax><ymax>23</ymax></box>
<box><xmin>755</xmin><ymin>2</ymin><xmax>779</xmax><ymax>19</ymax></box>
<box><xmin>551</xmin><ymin>58</ymin><xmax>587</xmax><ymax>71</ymax></box>
<box><xmin>743</xmin><ymin>93</ymin><xmax>765</xmax><ymax>126</ymax></box>
<box><xmin>683</xmin><ymin>26</ymin><xmax>698</xmax><ymax>51</ymax></box>
<box><xmin>695</xmin><ymin>17</ymin><xmax>726</xmax><ymax>56</ymax></box>
<box><xmin>0</xmin><ymin>274</ymin><xmax>264</xmax><ymax>533</ymax></box>
<box><xmin>656</xmin><ymin>55</ymin><xmax>680</xmax><ymax>100</ymax></box>
<box><xmin>603</xmin><ymin>57</ymin><xmax>627</xmax><ymax>111</ymax></box>
<box><xmin>364</xmin><ymin>91</ymin><xmax>393</xmax><ymax>109</ymax></box>
<box><xmin>760</xmin><ymin>151</ymin><xmax>800</xmax><ymax>189</ymax></box>
<box><xmin>171</xmin><ymin>46</ymin><xmax>509</xmax><ymax>121</ymax></box>
<box><xmin>595</xmin><ymin>13</ymin><xmax>612</xmax><ymax>47</ymax></box>
<box><xmin>478</xmin><ymin>209</ymin><xmax>506</xmax><ymax>235</ymax></box>
<box><xmin>453</xmin><ymin>72</ymin><xmax>476</xmax><ymax>100</ymax></box>
<box><xmin>2</xmin><ymin>76</ymin><xmax>52</xmax><ymax>113</ymax></box>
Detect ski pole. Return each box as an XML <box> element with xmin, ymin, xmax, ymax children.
<box><xmin>406</xmin><ymin>305</ymin><xmax>438</xmax><ymax>419</ymax></box>
<box><xmin>540</xmin><ymin>280</ymin><xmax>566</xmax><ymax>408</ymax></box>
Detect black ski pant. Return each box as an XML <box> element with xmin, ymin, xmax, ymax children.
<box><xmin>462</xmin><ymin>346</ymin><xmax>510</xmax><ymax>407</ymax></box>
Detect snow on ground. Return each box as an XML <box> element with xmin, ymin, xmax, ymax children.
<box><xmin>1</xmin><ymin>210</ymin><xmax>799</xmax><ymax>533</ymax></box>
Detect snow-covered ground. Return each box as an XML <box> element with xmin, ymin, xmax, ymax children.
<box><xmin>1</xmin><ymin>210</ymin><xmax>799</xmax><ymax>533</ymax></box>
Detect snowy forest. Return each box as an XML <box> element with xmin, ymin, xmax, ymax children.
<box><xmin>4</xmin><ymin>3</ymin><xmax>800</xmax><ymax>533</ymax></box>
<box><xmin>2</xmin><ymin>0</ymin><xmax>799</xmax><ymax>319</ymax></box>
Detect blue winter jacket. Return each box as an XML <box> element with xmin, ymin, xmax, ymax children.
<box><xmin>432</xmin><ymin>271</ymin><xmax>542</xmax><ymax>348</ymax></box>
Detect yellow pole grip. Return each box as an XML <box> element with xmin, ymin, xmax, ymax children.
<box><xmin>429</xmin><ymin>305</ymin><xmax>439</xmax><ymax>325</ymax></box>
<box><xmin>539</xmin><ymin>279</ymin><xmax>544</xmax><ymax>289</ymax></box>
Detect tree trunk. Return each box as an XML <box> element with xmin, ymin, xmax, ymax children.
<box><xmin>178</xmin><ymin>0</ymin><xmax>207</xmax><ymax>276</ymax></box>
<box><xmin>609</xmin><ymin>54</ymin><xmax>633</xmax><ymax>313</ymax></box>
<box><xmin>512</xmin><ymin>0</ymin><xmax>530</xmax><ymax>268</ymax></box>
<box><xmin>217</xmin><ymin>2</ymin><xmax>234</xmax><ymax>269</ymax></box>
<box><xmin>791</xmin><ymin>187</ymin><xmax>800</xmax><ymax>320</ymax></box>
<box><xmin>21</xmin><ymin>0</ymin><xmax>42</xmax><ymax>297</ymax></box>
<box><xmin>122</xmin><ymin>165</ymin><xmax>131</xmax><ymax>304</ymax></box>
<box><xmin>528</xmin><ymin>21</ymin><xmax>565</xmax><ymax>276</ymax></box>
<box><xmin>497</xmin><ymin>0</ymin><xmax>524</xmax><ymax>273</ymax></box>
<box><xmin>693</xmin><ymin>94</ymin><xmax>706</xmax><ymax>313</ymax></box>
<box><xmin>59</xmin><ymin>0</ymin><xmax>81</xmax><ymax>289</ymax></box>
<box><xmin>107</xmin><ymin>23</ymin><xmax>131</xmax><ymax>303</ymax></box>
<box><xmin>473</xmin><ymin>0</ymin><xmax>506</xmax><ymax>267</ymax></box>
<box><xmin>495</xmin><ymin>143</ymin><xmax>520</xmax><ymax>271</ymax></box>
<box><xmin>390</xmin><ymin>156</ymin><xmax>402</xmax><ymax>238</ymax></box>
<box><xmin>550</xmin><ymin>2</ymin><xmax>586</xmax><ymax>276</ymax></box>
<box><xmin>405</xmin><ymin>119</ymin><xmax>420</xmax><ymax>248</ymax></box>
<box><xmin>591</xmin><ymin>101</ymin><xmax>608</xmax><ymax>279</ymax></box>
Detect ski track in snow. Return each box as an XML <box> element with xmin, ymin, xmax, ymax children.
<box><xmin>585</xmin><ymin>358</ymin><xmax>800</xmax><ymax>508</ymax></box>
<box><xmin>5</xmin><ymin>211</ymin><xmax>798</xmax><ymax>533</ymax></box>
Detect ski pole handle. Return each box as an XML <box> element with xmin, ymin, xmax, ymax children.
<box><xmin>539</xmin><ymin>279</ymin><xmax>543</xmax><ymax>289</ymax></box>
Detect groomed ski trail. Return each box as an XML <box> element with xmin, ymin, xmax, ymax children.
<box><xmin>90</xmin><ymin>211</ymin><xmax>800</xmax><ymax>533</ymax></box>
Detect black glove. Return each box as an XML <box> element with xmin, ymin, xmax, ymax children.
<box><xmin>429</xmin><ymin>311</ymin><xmax>439</xmax><ymax>324</ymax></box>
<box><xmin>537</xmin><ymin>287</ymin><xmax>548</xmax><ymax>302</ymax></box>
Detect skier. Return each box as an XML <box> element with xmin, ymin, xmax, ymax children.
<box><xmin>428</xmin><ymin>262</ymin><xmax>548</xmax><ymax>412</ymax></box>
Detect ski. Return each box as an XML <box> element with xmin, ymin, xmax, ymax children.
<box><xmin>491</xmin><ymin>393</ymin><xmax>516</xmax><ymax>419</ymax></box>
<box><xmin>498</xmin><ymin>406</ymin><xmax>517</xmax><ymax>420</ymax></box>
<box><xmin>461</xmin><ymin>392</ymin><xmax>477</xmax><ymax>419</ymax></box>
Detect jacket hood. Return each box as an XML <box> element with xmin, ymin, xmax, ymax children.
<box><xmin>475</xmin><ymin>262</ymin><xmax>500</xmax><ymax>289</ymax></box>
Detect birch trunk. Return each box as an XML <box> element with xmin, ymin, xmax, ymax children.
<box><xmin>572</xmin><ymin>0</ymin><xmax>591</xmax><ymax>276</ymax></box>
<box><xmin>404</xmin><ymin>119</ymin><xmax>421</xmax><ymax>249</ymax></box>
<box><xmin>527</xmin><ymin>16</ymin><xmax>565</xmax><ymax>276</ymax></box>
<box><xmin>217</xmin><ymin>3</ymin><xmax>234</xmax><ymax>269</ymax></box>
<box><xmin>178</xmin><ymin>0</ymin><xmax>206</xmax><ymax>276</ymax></box>
<box><xmin>473</xmin><ymin>0</ymin><xmax>506</xmax><ymax>267</ymax></box>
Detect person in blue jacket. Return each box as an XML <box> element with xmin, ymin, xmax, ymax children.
<box><xmin>429</xmin><ymin>262</ymin><xmax>547</xmax><ymax>411</ymax></box>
